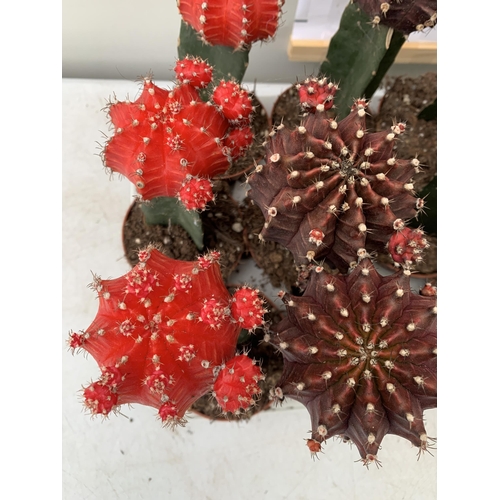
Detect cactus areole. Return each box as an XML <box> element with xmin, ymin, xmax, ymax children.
<box><xmin>69</xmin><ymin>247</ymin><xmax>266</xmax><ymax>426</ymax></box>
<box><xmin>248</xmin><ymin>77</ymin><xmax>425</xmax><ymax>273</ymax></box>
<box><xmin>270</xmin><ymin>258</ymin><xmax>437</xmax><ymax>466</ymax></box>
<box><xmin>102</xmin><ymin>57</ymin><xmax>254</xmax><ymax>211</ymax></box>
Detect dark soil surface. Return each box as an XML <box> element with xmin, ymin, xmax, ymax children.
<box><xmin>271</xmin><ymin>85</ymin><xmax>301</xmax><ymax>129</ymax></box>
<box><xmin>241</xmin><ymin>198</ymin><xmax>298</xmax><ymax>292</ymax></box>
<box><xmin>123</xmin><ymin>184</ymin><xmax>299</xmax><ymax>292</ymax></box>
<box><xmin>122</xmin><ymin>181</ymin><xmax>245</xmax><ymax>282</ymax></box>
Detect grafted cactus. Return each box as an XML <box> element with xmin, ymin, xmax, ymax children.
<box><xmin>102</xmin><ymin>56</ymin><xmax>254</xmax><ymax>211</ymax></box>
<box><xmin>68</xmin><ymin>247</ymin><xmax>266</xmax><ymax>425</ymax></box>
<box><xmin>248</xmin><ymin>77</ymin><xmax>425</xmax><ymax>273</ymax></box>
<box><xmin>267</xmin><ymin>257</ymin><xmax>437</xmax><ymax>466</ymax></box>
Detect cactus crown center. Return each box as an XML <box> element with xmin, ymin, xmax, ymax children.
<box><xmin>340</xmin><ymin>158</ymin><xmax>357</xmax><ymax>178</ymax></box>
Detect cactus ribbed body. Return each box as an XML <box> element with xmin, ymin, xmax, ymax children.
<box><xmin>248</xmin><ymin>89</ymin><xmax>424</xmax><ymax>272</ymax></box>
<box><xmin>178</xmin><ymin>0</ymin><xmax>285</xmax><ymax>50</ymax></box>
<box><xmin>269</xmin><ymin>258</ymin><xmax>437</xmax><ymax>466</ymax></box>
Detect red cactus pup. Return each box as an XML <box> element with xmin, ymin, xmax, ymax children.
<box><xmin>212</xmin><ymin>80</ymin><xmax>254</xmax><ymax>123</ymax></box>
<box><xmin>177</xmin><ymin>0</ymin><xmax>285</xmax><ymax>50</ymax></box>
<box><xmin>296</xmin><ymin>76</ymin><xmax>339</xmax><ymax>113</ymax></box>
<box><xmin>248</xmin><ymin>77</ymin><xmax>425</xmax><ymax>272</ymax></box>
<box><xmin>213</xmin><ymin>354</ymin><xmax>265</xmax><ymax>414</ymax></box>
<box><xmin>267</xmin><ymin>257</ymin><xmax>437</xmax><ymax>466</ymax></box>
<box><xmin>68</xmin><ymin>247</ymin><xmax>266</xmax><ymax>426</ymax></box>
<box><xmin>102</xmin><ymin>56</ymin><xmax>254</xmax><ymax>211</ymax></box>
<box><xmin>231</xmin><ymin>286</ymin><xmax>267</xmax><ymax>331</ymax></box>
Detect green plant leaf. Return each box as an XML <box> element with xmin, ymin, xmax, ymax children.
<box><xmin>320</xmin><ymin>2</ymin><xmax>403</xmax><ymax>119</ymax></box>
<box><xmin>178</xmin><ymin>22</ymin><xmax>250</xmax><ymax>85</ymax></box>
<box><xmin>140</xmin><ymin>196</ymin><xmax>204</xmax><ymax>250</ymax></box>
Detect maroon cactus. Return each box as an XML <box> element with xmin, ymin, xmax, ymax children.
<box><xmin>68</xmin><ymin>246</ymin><xmax>266</xmax><ymax>425</ymax></box>
<box><xmin>177</xmin><ymin>0</ymin><xmax>285</xmax><ymax>50</ymax></box>
<box><xmin>354</xmin><ymin>0</ymin><xmax>437</xmax><ymax>34</ymax></box>
<box><xmin>102</xmin><ymin>56</ymin><xmax>254</xmax><ymax>210</ymax></box>
<box><xmin>267</xmin><ymin>257</ymin><xmax>437</xmax><ymax>466</ymax></box>
<box><xmin>248</xmin><ymin>81</ymin><xmax>425</xmax><ymax>273</ymax></box>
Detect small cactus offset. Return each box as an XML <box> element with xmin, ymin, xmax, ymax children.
<box><xmin>177</xmin><ymin>0</ymin><xmax>285</xmax><ymax>50</ymax></box>
<box><xmin>69</xmin><ymin>247</ymin><xmax>266</xmax><ymax>425</ymax></box>
<box><xmin>353</xmin><ymin>0</ymin><xmax>437</xmax><ymax>34</ymax></box>
<box><xmin>231</xmin><ymin>286</ymin><xmax>267</xmax><ymax>331</ymax></box>
<box><xmin>102</xmin><ymin>56</ymin><xmax>254</xmax><ymax>211</ymax></box>
<box><xmin>268</xmin><ymin>257</ymin><xmax>437</xmax><ymax>466</ymax></box>
<box><xmin>297</xmin><ymin>77</ymin><xmax>339</xmax><ymax>113</ymax></box>
<box><xmin>213</xmin><ymin>354</ymin><xmax>265</xmax><ymax>414</ymax></box>
<box><xmin>248</xmin><ymin>77</ymin><xmax>425</xmax><ymax>273</ymax></box>
<box><xmin>387</xmin><ymin>221</ymin><xmax>430</xmax><ymax>269</ymax></box>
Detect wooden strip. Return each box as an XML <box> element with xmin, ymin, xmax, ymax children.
<box><xmin>287</xmin><ymin>38</ymin><xmax>437</xmax><ymax>64</ymax></box>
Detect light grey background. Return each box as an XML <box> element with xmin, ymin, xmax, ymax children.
<box><xmin>62</xmin><ymin>0</ymin><xmax>436</xmax><ymax>83</ymax></box>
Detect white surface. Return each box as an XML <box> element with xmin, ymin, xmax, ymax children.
<box><xmin>62</xmin><ymin>78</ymin><xmax>437</xmax><ymax>499</ymax></box>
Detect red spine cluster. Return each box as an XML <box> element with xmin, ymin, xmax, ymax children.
<box><xmin>178</xmin><ymin>0</ymin><xmax>285</xmax><ymax>50</ymax></box>
<box><xmin>102</xmin><ymin>56</ymin><xmax>254</xmax><ymax>210</ymax></box>
<box><xmin>69</xmin><ymin>247</ymin><xmax>266</xmax><ymax>426</ymax></box>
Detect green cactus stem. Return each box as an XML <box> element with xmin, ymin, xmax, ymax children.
<box><xmin>178</xmin><ymin>22</ymin><xmax>250</xmax><ymax>85</ymax></box>
<box><xmin>139</xmin><ymin>196</ymin><xmax>204</xmax><ymax>250</ymax></box>
<box><xmin>319</xmin><ymin>2</ymin><xmax>405</xmax><ymax>119</ymax></box>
